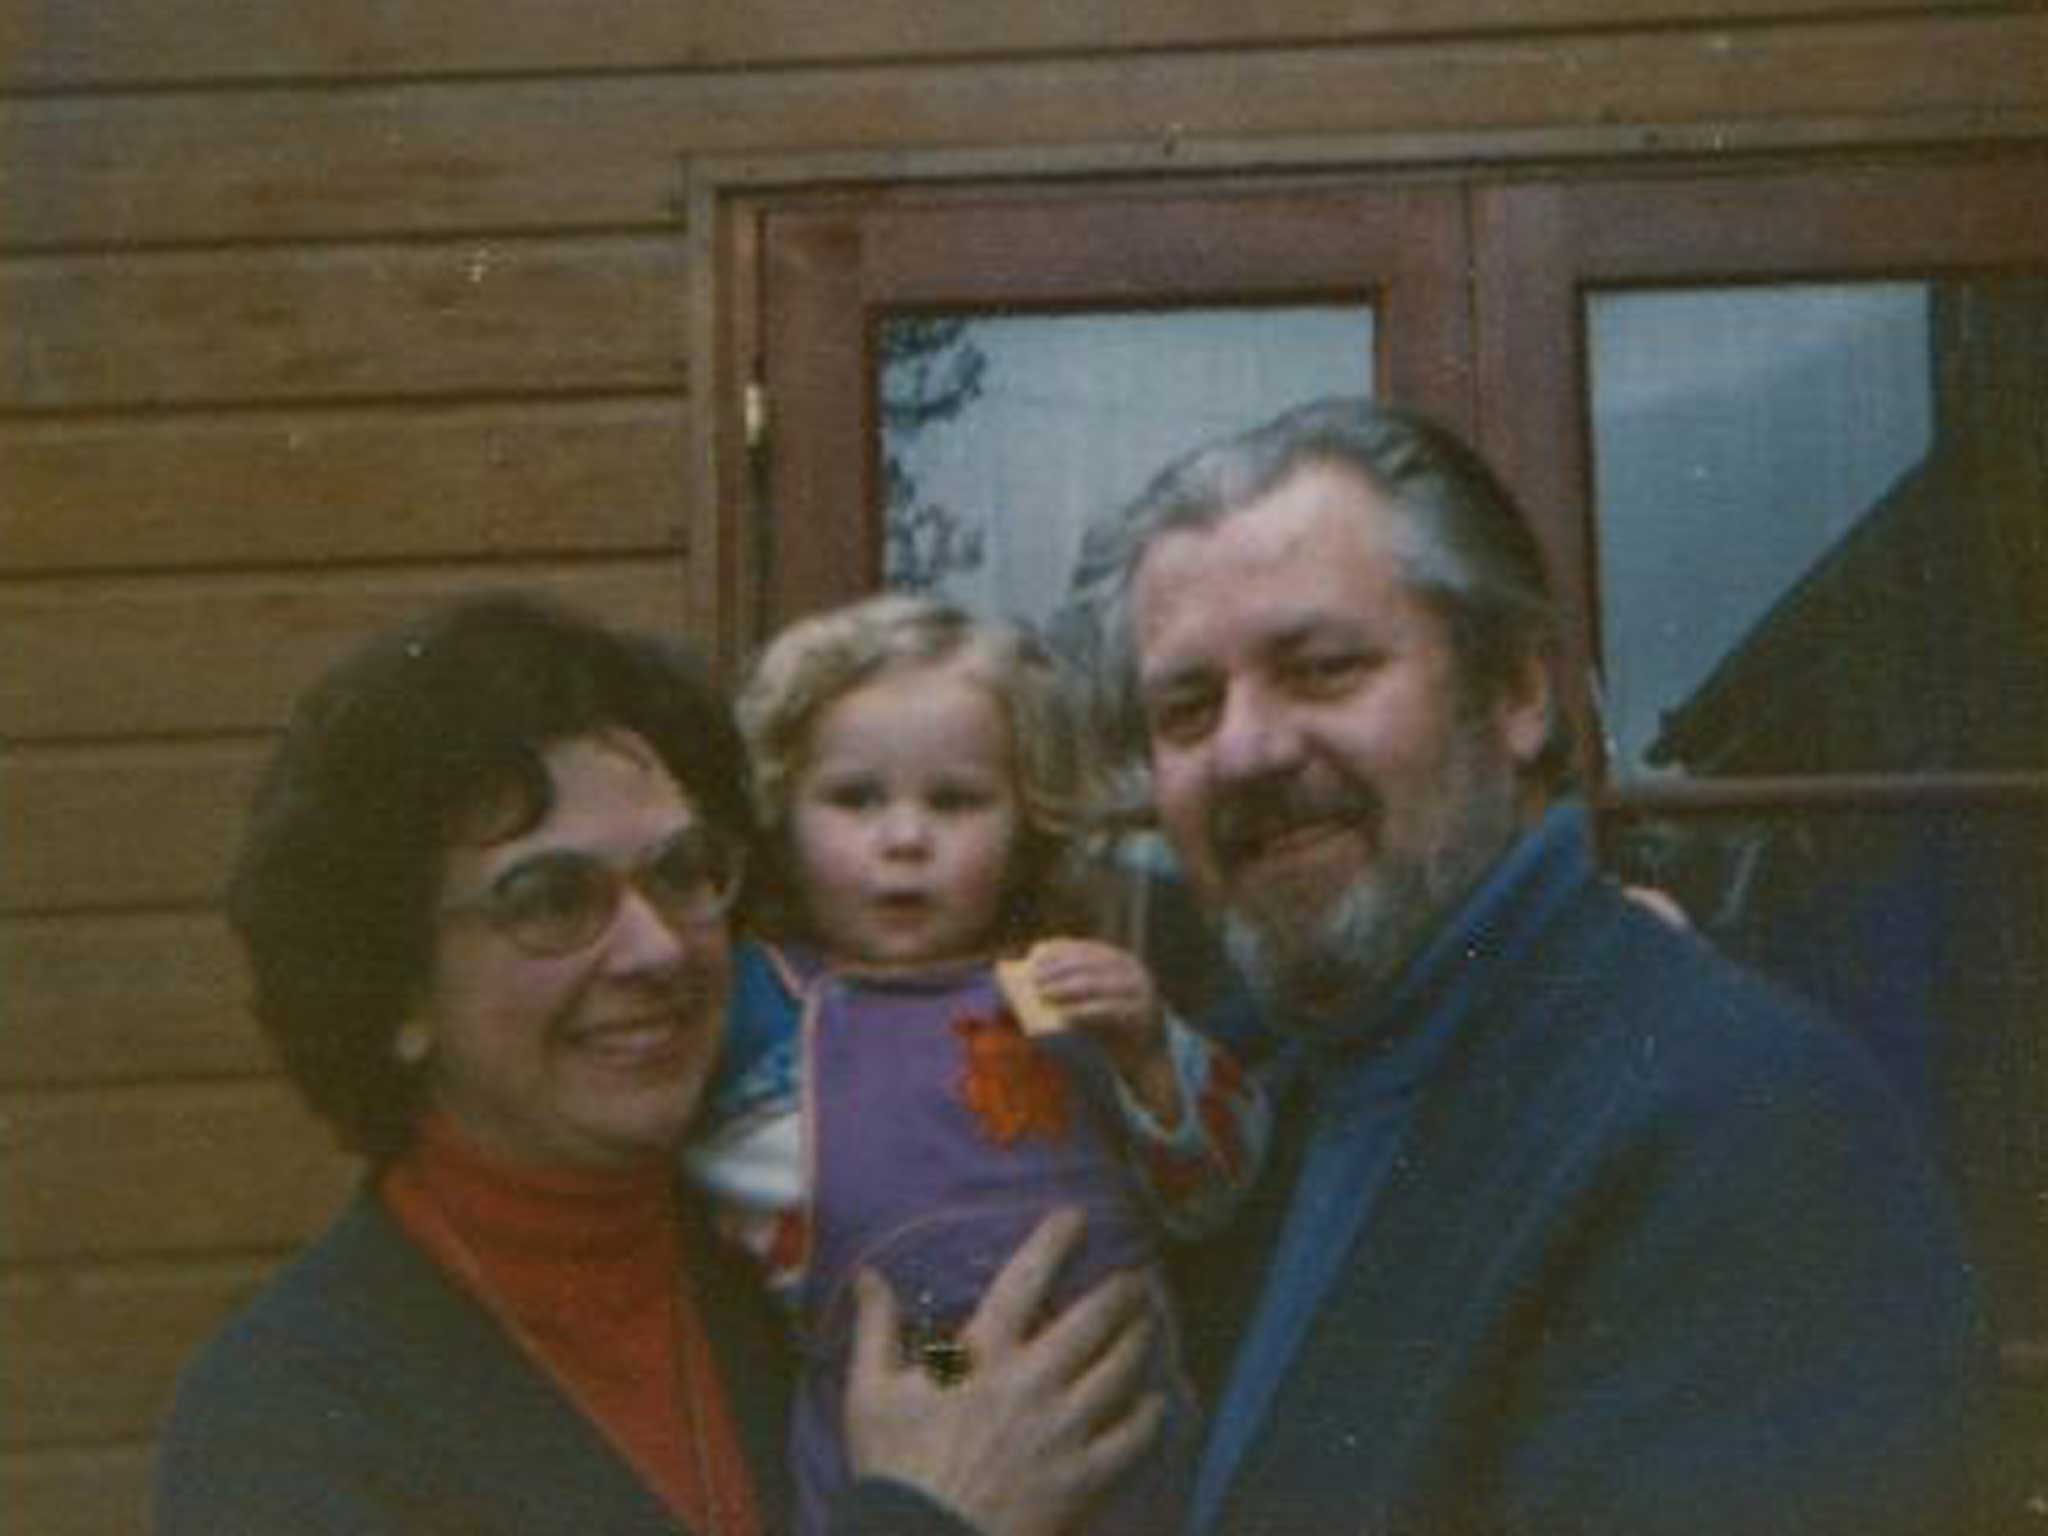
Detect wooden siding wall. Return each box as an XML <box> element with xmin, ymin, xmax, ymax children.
<box><xmin>3</xmin><ymin>4</ymin><xmax>2043</xmax><ymax>1531</ymax></box>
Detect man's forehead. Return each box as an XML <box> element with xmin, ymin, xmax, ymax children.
<box><xmin>1133</xmin><ymin>499</ymin><xmax>1410</xmax><ymax>668</ymax></box>
<box><xmin>1134</xmin><ymin>597</ymin><xmax>1380</xmax><ymax>694</ymax></box>
<box><xmin>1136</xmin><ymin>465</ymin><xmax>1403</xmax><ymax>575</ymax></box>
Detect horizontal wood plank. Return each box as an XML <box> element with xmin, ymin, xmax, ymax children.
<box><xmin>0</xmin><ymin>400</ymin><xmax>689</xmax><ymax>574</ymax></box>
<box><xmin>2</xmin><ymin>1259</ymin><xmax>278</xmax><ymax>1445</ymax></box>
<box><xmin>0</xmin><ymin>559</ymin><xmax>699</xmax><ymax>748</ymax></box>
<box><xmin>0</xmin><ymin>0</ymin><xmax>1999</xmax><ymax>89</ymax></box>
<box><xmin>0</xmin><ymin>1080</ymin><xmax>360</xmax><ymax>1262</ymax></box>
<box><xmin>0</xmin><ymin>742</ymin><xmax>259</xmax><ymax>914</ymax></box>
<box><xmin>3</xmin><ymin>12</ymin><xmax>2043</xmax><ymax>248</ymax></box>
<box><xmin>0</xmin><ymin>237</ymin><xmax>688</xmax><ymax>410</ymax></box>
<box><xmin>1</xmin><ymin>913</ymin><xmax>266</xmax><ymax>1084</ymax></box>
<box><xmin>0</xmin><ymin>1444</ymin><xmax>154</xmax><ymax>1536</ymax></box>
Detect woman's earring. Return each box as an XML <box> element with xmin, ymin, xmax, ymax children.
<box><xmin>394</xmin><ymin>1021</ymin><xmax>432</xmax><ymax>1067</ymax></box>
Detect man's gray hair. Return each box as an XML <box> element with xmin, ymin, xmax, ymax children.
<box><xmin>1059</xmin><ymin>397</ymin><xmax>1573</xmax><ymax>810</ymax></box>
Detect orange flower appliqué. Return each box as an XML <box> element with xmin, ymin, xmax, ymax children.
<box><xmin>954</xmin><ymin>1010</ymin><xmax>1072</xmax><ymax>1147</ymax></box>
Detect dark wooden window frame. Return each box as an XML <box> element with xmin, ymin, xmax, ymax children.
<box><xmin>1476</xmin><ymin>150</ymin><xmax>2048</xmax><ymax>815</ymax></box>
<box><xmin>689</xmin><ymin>171</ymin><xmax>1479</xmax><ymax>664</ymax></box>
<box><xmin>689</xmin><ymin>138</ymin><xmax>2048</xmax><ymax>813</ymax></box>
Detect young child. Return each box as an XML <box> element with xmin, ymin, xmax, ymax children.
<box><xmin>686</xmin><ymin>593</ymin><xmax>1268</xmax><ymax>1536</ymax></box>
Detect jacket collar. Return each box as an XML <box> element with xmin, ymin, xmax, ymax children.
<box><xmin>1297</xmin><ymin>802</ymin><xmax>1597</xmax><ymax>1110</ymax></box>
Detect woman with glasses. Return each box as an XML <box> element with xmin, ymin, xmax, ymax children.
<box><xmin>156</xmin><ymin>593</ymin><xmax>1159</xmax><ymax>1536</ymax></box>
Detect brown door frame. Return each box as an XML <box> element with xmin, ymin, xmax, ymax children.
<box><xmin>689</xmin><ymin>139</ymin><xmax>2048</xmax><ymax>746</ymax></box>
<box><xmin>729</xmin><ymin>179</ymin><xmax>1475</xmax><ymax>652</ymax></box>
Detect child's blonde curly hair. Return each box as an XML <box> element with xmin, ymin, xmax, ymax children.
<box><xmin>738</xmin><ymin>592</ymin><xmax>1105</xmax><ymax>947</ymax></box>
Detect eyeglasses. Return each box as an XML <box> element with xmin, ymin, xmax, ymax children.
<box><xmin>441</xmin><ymin>825</ymin><xmax>745</xmax><ymax>958</ymax></box>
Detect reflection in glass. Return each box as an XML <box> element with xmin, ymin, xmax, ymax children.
<box><xmin>874</xmin><ymin>306</ymin><xmax>1373</xmax><ymax>1011</ymax></box>
<box><xmin>1588</xmin><ymin>279</ymin><xmax>2048</xmax><ymax>780</ymax></box>
<box><xmin>1606</xmin><ymin>801</ymin><xmax>2047</xmax><ymax>1337</ymax></box>
<box><xmin>877</xmin><ymin>306</ymin><xmax>1374</xmax><ymax>629</ymax></box>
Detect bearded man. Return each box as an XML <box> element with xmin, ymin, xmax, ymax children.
<box><xmin>1068</xmin><ymin>397</ymin><xmax>1991</xmax><ymax>1536</ymax></box>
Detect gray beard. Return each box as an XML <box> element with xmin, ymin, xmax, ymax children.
<box><xmin>1219</xmin><ymin>751</ymin><xmax>1521</xmax><ymax>1033</ymax></box>
<box><xmin>1222</xmin><ymin>848</ymin><xmax>1439</xmax><ymax>1029</ymax></box>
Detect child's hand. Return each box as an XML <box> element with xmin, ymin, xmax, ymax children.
<box><xmin>1025</xmin><ymin>939</ymin><xmax>1181</xmax><ymax>1124</ymax></box>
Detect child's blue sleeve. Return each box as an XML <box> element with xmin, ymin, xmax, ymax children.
<box><xmin>705</xmin><ymin>939</ymin><xmax>803</xmax><ymax>1118</ymax></box>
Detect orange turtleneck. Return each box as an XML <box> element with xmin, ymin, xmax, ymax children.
<box><xmin>381</xmin><ymin>1111</ymin><xmax>759</xmax><ymax>1536</ymax></box>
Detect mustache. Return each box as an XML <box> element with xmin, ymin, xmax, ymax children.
<box><xmin>1207</xmin><ymin>778</ymin><xmax>1379</xmax><ymax>870</ymax></box>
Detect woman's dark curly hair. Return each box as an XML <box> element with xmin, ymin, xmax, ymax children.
<box><xmin>226</xmin><ymin>591</ymin><xmax>753</xmax><ymax>1163</ymax></box>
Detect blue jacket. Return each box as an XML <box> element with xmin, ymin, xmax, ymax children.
<box><xmin>1183</xmin><ymin>806</ymin><xmax>1991</xmax><ymax>1535</ymax></box>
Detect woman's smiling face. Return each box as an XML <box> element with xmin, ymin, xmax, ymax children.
<box><xmin>416</xmin><ymin>731</ymin><xmax>734</xmax><ymax>1169</ymax></box>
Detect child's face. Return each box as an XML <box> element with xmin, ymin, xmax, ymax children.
<box><xmin>788</xmin><ymin>660</ymin><xmax>1022</xmax><ymax>969</ymax></box>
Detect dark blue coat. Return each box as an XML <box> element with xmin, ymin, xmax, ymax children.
<box><xmin>156</xmin><ymin>1187</ymin><xmax>808</xmax><ymax>1534</ymax></box>
<box><xmin>1183</xmin><ymin>807</ymin><xmax>1992</xmax><ymax>1535</ymax></box>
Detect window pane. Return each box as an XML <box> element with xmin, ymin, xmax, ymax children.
<box><xmin>1588</xmin><ymin>278</ymin><xmax>2048</xmax><ymax>781</ymax></box>
<box><xmin>1606</xmin><ymin>802</ymin><xmax>2047</xmax><ymax>1339</ymax></box>
<box><xmin>877</xmin><ymin>306</ymin><xmax>1373</xmax><ymax>629</ymax></box>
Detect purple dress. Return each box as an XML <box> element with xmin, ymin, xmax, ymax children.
<box><xmin>785</xmin><ymin>952</ymin><xmax>1198</xmax><ymax>1535</ymax></box>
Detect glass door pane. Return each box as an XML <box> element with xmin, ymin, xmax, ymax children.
<box><xmin>1479</xmin><ymin>161</ymin><xmax>2048</xmax><ymax>1454</ymax></box>
<box><xmin>1587</xmin><ymin>277</ymin><xmax>2048</xmax><ymax>783</ymax></box>
<box><xmin>1569</xmin><ymin>247</ymin><xmax>2048</xmax><ymax>1415</ymax></box>
<box><xmin>1605</xmin><ymin>799</ymin><xmax>2048</xmax><ymax>1345</ymax></box>
<box><xmin>877</xmin><ymin>306</ymin><xmax>1375</xmax><ymax>627</ymax></box>
<box><xmin>1586</xmin><ymin>270</ymin><xmax>2048</xmax><ymax>1131</ymax></box>
<box><xmin>873</xmin><ymin>304</ymin><xmax>1374</xmax><ymax>1011</ymax></box>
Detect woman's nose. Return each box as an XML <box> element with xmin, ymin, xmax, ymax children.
<box><xmin>602</xmin><ymin>884</ymin><xmax>692</xmax><ymax>972</ymax></box>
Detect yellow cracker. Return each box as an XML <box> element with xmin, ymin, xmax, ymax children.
<box><xmin>996</xmin><ymin>949</ymin><xmax>1067</xmax><ymax>1036</ymax></box>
